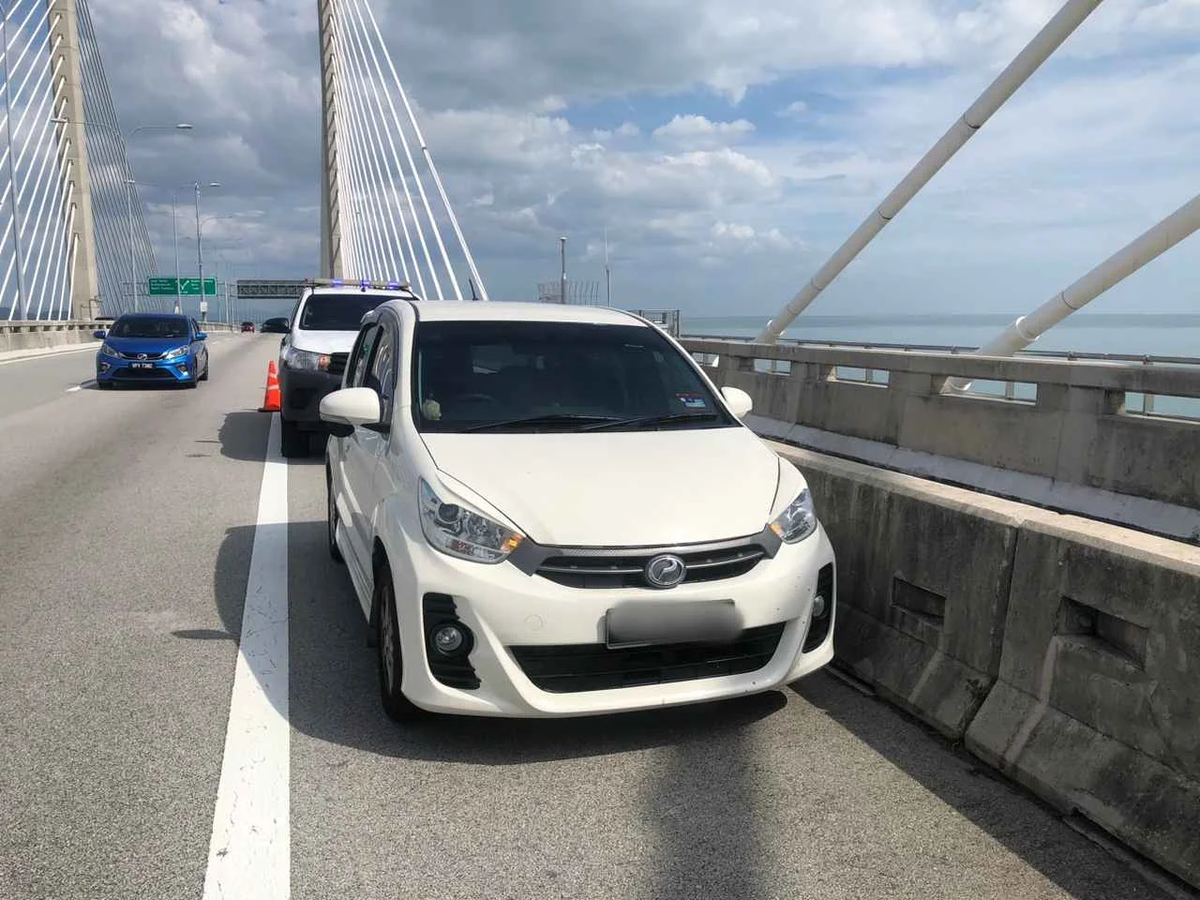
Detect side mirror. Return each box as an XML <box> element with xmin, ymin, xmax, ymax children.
<box><xmin>721</xmin><ymin>386</ymin><xmax>753</xmax><ymax>419</ymax></box>
<box><xmin>320</xmin><ymin>387</ymin><xmax>382</xmax><ymax>436</ymax></box>
<box><xmin>194</xmin><ymin>332</ymin><xmax>208</xmax><ymax>341</ymax></box>
<box><xmin>92</xmin><ymin>330</ymin><xmax>106</xmax><ymax>339</ymax></box>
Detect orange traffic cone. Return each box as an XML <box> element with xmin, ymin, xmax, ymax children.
<box><xmin>259</xmin><ymin>360</ymin><xmax>281</xmax><ymax>412</ymax></box>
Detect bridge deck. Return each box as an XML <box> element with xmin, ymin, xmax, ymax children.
<box><xmin>0</xmin><ymin>337</ymin><xmax>1175</xmax><ymax>899</ymax></box>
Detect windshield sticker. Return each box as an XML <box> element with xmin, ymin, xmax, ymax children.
<box><xmin>675</xmin><ymin>393</ymin><xmax>708</xmax><ymax>410</ymax></box>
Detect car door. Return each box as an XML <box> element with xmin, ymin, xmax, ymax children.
<box><xmin>333</xmin><ymin>322</ymin><xmax>384</xmax><ymax>580</ymax></box>
<box><xmin>353</xmin><ymin>317</ymin><xmax>399</xmax><ymax>549</ymax></box>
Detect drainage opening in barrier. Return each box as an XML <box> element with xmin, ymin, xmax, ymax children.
<box><xmin>889</xmin><ymin>576</ymin><xmax>946</xmax><ymax>644</ymax></box>
<box><xmin>1056</xmin><ymin>596</ymin><xmax>1149</xmax><ymax>670</ymax></box>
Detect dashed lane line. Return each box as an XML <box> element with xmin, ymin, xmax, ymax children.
<box><xmin>202</xmin><ymin>413</ymin><xmax>290</xmax><ymax>900</ymax></box>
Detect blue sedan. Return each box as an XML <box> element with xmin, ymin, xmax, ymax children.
<box><xmin>94</xmin><ymin>313</ymin><xmax>210</xmax><ymax>389</ymax></box>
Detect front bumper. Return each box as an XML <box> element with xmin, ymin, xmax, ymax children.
<box><xmin>96</xmin><ymin>352</ymin><xmax>197</xmax><ymax>384</ymax></box>
<box><xmin>279</xmin><ymin>364</ymin><xmax>343</xmax><ymax>428</ymax></box>
<box><xmin>371</xmin><ymin>518</ymin><xmax>837</xmax><ymax>718</ymax></box>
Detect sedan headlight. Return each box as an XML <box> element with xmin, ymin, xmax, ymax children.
<box><xmin>769</xmin><ymin>488</ymin><xmax>818</xmax><ymax>543</ymax></box>
<box><xmin>284</xmin><ymin>347</ymin><xmax>331</xmax><ymax>371</ymax></box>
<box><xmin>418</xmin><ymin>478</ymin><xmax>523</xmax><ymax>564</ymax></box>
<box><xmin>163</xmin><ymin>345</ymin><xmax>190</xmax><ymax>360</ymax></box>
<box><xmin>99</xmin><ymin>343</ymin><xmax>120</xmax><ymax>358</ymax></box>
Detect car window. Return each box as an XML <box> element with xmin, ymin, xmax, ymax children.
<box><xmin>109</xmin><ymin>316</ymin><xmax>189</xmax><ymax>338</ymax></box>
<box><xmin>413</xmin><ymin>320</ymin><xmax>735</xmax><ymax>433</ymax></box>
<box><xmin>366</xmin><ymin>323</ymin><xmax>397</xmax><ymax>422</ymax></box>
<box><xmin>346</xmin><ymin>324</ymin><xmax>380</xmax><ymax>388</ymax></box>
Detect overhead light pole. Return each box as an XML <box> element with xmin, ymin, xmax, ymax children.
<box><xmin>194</xmin><ymin>181</ymin><xmax>221</xmax><ymax>322</ymax></box>
<box><xmin>559</xmin><ymin>236</ymin><xmax>567</xmax><ymax>304</ymax></box>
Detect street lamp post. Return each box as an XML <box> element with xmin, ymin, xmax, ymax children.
<box><xmin>559</xmin><ymin>236</ymin><xmax>567</xmax><ymax>304</ymax></box>
<box><xmin>192</xmin><ymin>182</ymin><xmax>221</xmax><ymax>322</ymax></box>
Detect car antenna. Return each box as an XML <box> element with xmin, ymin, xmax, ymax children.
<box><xmin>469</xmin><ymin>278</ymin><xmax>479</xmax><ymax>302</ymax></box>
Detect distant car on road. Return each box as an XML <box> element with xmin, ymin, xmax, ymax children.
<box><xmin>260</xmin><ymin>317</ymin><xmax>289</xmax><ymax>334</ymax></box>
<box><xmin>241</xmin><ymin>321</ymin><xmax>255</xmax><ymax>333</ymax></box>
<box><xmin>94</xmin><ymin>313</ymin><xmax>209</xmax><ymax>389</ymax></box>
<box><xmin>277</xmin><ymin>279</ymin><xmax>420</xmax><ymax>457</ymax></box>
<box><xmin>320</xmin><ymin>299</ymin><xmax>837</xmax><ymax>723</ymax></box>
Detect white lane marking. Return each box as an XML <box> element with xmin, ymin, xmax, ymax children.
<box><xmin>65</xmin><ymin>380</ymin><xmax>94</xmax><ymax>392</ymax></box>
<box><xmin>202</xmin><ymin>413</ymin><xmax>289</xmax><ymax>900</ymax></box>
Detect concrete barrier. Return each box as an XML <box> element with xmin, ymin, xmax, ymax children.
<box><xmin>965</xmin><ymin>515</ymin><xmax>1200</xmax><ymax>888</ymax></box>
<box><xmin>0</xmin><ymin>321</ymin><xmax>105</xmax><ymax>353</ymax></box>
<box><xmin>768</xmin><ymin>442</ymin><xmax>1029</xmax><ymax>739</ymax></box>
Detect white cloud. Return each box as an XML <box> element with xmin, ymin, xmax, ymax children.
<box><xmin>776</xmin><ymin>101</ymin><xmax>808</xmax><ymax>119</ymax></box>
<box><xmin>652</xmin><ymin>114</ymin><xmax>756</xmax><ymax>147</ymax></box>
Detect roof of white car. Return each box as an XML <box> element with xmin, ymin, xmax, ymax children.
<box><xmin>398</xmin><ymin>300</ymin><xmax>645</xmax><ymax>326</ymax></box>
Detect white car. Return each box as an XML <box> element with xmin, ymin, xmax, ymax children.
<box><xmin>277</xmin><ymin>279</ymin><xmax>421</xmax><ymax>457</ymax></box>
<box><xmin>320</xmin><ymin>300</ymin><xmax>836</xmax><ymax>721</ymax></box>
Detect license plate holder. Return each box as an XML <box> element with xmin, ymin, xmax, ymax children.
<box><xmin>604</xmin><ymin>599</ymin><xmax>742</xmax><ymax>649</ymax></box>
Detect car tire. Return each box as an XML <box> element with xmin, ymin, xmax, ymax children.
<box><xmin>279</xmin><ymin>418</ymin><xmax>308</xmax><ymax>458</ymax></box>
<box><xmin>374</xmin><ymin>560</ymin><xmax>424</xmax><ymax>723</ymax></box>
<box><xmin>199</xmin><ymin>361</ymin><xmax>209</xmax><ymax>381</ymax></box>
<box><xmin>326</xmin><ymin>475</ymin><xmax>344</xmax><ymax>564</ymax></box>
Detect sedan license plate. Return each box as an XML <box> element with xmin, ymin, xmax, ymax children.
<box><xmin>131</xmin><ymin>362</ymin><xmax>154</xmax><ymax>369</ymax></box>
<box><xmin>605</xmin><ymin>599</ymin><xmax>743</xmax><ymax>649</ymax></box>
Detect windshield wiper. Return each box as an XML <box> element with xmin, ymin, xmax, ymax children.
<box><xmin>460</xmin><ymin>413</ymin><xmax>625</xmax><ymax>433</ymax></box>
<box><xmin>580</xmin><ymin>412</ymin><xmax>721</xmax><ymax>431</ymax></box>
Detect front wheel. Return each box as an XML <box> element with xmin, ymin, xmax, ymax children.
<box><xmin>279</xmin><ymin>418</ymin><xmax>308</xmax><ymax>458</ymax></box>
<box><xmin>374</xmin><ymin>562</ymin><xmax>424</xmax><ymax>723</ymax></box>
<box><xmin>326</xmin><ymin>475</ymin><xmax>344</xmax><ymax>564</ymax></box>
<box><xmin>199</xmin><ymin>360</ymin><xmax>209</xmax><ymax>381</ymax></box>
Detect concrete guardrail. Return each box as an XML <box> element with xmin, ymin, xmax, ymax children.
<box><xmin>768</xmin><ymin>442</ymin><xmax>1200</xmax><ymax>889</ymax></box>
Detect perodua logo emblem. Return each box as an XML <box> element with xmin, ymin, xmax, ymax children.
<box><xmin>137</xmin><ymin>353</ymin><xmax>148</xmax><ymax>359</ymax></box>
<box><xmin>645</xmin><ymin>554</ymin><xmax>686</xmax><ymax>589</ymax></box>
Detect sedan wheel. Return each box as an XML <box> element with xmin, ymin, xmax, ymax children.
<box><xmin>326</xmin><ymin>477</ymin><xmax>344</xmax><ymax>564</ymax></box>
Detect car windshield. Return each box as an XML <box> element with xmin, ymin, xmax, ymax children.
<box><xmin>109</xmin><ymin>316</ymin><xmax>189</xmax><ymax>339</ymax></box>
<box><xmin>299</xmin><ymin>293</ymin><xmax>400</xmax><ymax>331</ymax></box>
<box><xmin>413</xmin><ymin>320</ymin><xmax>736</xmax><ymax>433</ymax></box>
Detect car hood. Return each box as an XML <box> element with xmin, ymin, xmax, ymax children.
<box><xmin>103</xmin><ymin>335</ymin><xmax>190</xmax><ymax>354</ymax></box>
<box><xmin>291</xmin><ymin>330</ymin><xmax>359</xmax><ymax>354</ymax></box>
<box><xmin>419</xmin><ymin>427</ymin><xmax>782</xmax><ymax>547</ymax></box>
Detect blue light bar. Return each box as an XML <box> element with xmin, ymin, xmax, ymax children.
<box><xmin>360</xmin><ymin>279</ymin><xmax>370</xmax><ymax>288</ymax></box>
<box><xmin>386</xmin><ymin>280</ymin><xmax>401</xmax><ymax>289</ymax></box>
<box><xmin>331</xmin><ymin>278</ymin><xmax>343</xmax><ymax>287</ymax></box>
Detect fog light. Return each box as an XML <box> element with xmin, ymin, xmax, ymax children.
<box><xmin>812</xmin><ymin>594</ymin><xmax>827</xmax><ymax>619</ymax></box>
<box><xmin>432</xmin><ymin>624</ymin><xmax>464</xmax><ymax>655</ymax></box>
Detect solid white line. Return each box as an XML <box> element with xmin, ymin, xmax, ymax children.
<box><xmin>202</xmin><ymin>413</ymin><xmax>289</xmax><ymax>900</ymax></box>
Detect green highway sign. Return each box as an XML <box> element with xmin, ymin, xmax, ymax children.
<box><xmin>150</xmin><ymin>277</ymin><xmax>217</xmax><ymax>296</ymax></box>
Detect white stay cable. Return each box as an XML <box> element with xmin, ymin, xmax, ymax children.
<box><xmin>358</xmin><ymin>0</ymin><xmax>488</xmax><ymax>301</ymax></box>
<box><xmin>337</xmin><ymin>4</ymin><xmax>412</xmax><ymax>284</ymax></box>
<box><xmin>347</xmin><ymin>0</ymin><xmax>448</xmax><ymax>299</ymax></box>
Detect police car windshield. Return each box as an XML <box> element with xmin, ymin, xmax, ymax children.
<box><xmin>299</xmin><ymin>292</ymin><xmax>401</xmax><ymax>331</ymax></box>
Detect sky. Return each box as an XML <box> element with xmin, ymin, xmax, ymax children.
<box><xmin>89</xmin><ymin>0</ymin><xmax>1200</xmax><ymax>318</ymax></box>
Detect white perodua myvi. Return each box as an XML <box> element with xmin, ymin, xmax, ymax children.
<box><xmin>319</xmin><ymin>300</ymin><xmax>836</xmax><ymax>721</ymax></box>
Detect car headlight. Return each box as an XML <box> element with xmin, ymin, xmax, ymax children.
<box><xmin>284</xmin><ymin>347</ymin><xmax>331</xmax><ymax>371</ymax></box>
<box><xmin>769</xmin><ymin>488</ymin><xmax>818</xmax><ymax>543</ymax></box>
<box><xmin>99</xmin><ymin>343</ymin><xmax>120</xmax><ymax>358</ymax></box>
<box><xmin>163</xmin><ymin>345</ymin><xmax>189</xmax><ymax>360</ymax></box>
<box><xmin>418</xmin><ymin>478</ymin><xmax>523</xmax><ymax>564</ymax></box>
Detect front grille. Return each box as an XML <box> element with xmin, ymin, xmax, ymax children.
<box><xmin>326</xmin><ymin>352</ymin><xmax>348</xmax><ymax>377</ymax></box>
<box><xmin>113</xmin><ymin>367</ymin><xmax>174</xmax><ymax>379</ymax></box>
<box><xmin>509</xmin><ymin>622</ymin><xmax>786</xmax><ymax>693</ymax></box>
<box><xmin>119</xmin><ymin>350</ymin><xmax>164</xmax><ymax>360</ymax></box>
<box><xmin>536</xmin><ymin>543</ymin><xmax>766</xmax><ymax>589</ymax></box>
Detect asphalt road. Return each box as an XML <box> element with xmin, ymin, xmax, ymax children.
<box><xmin>0</xmin><ymin>336</ymin><xmax>1182</xmax><ymax>900</ymax></box>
